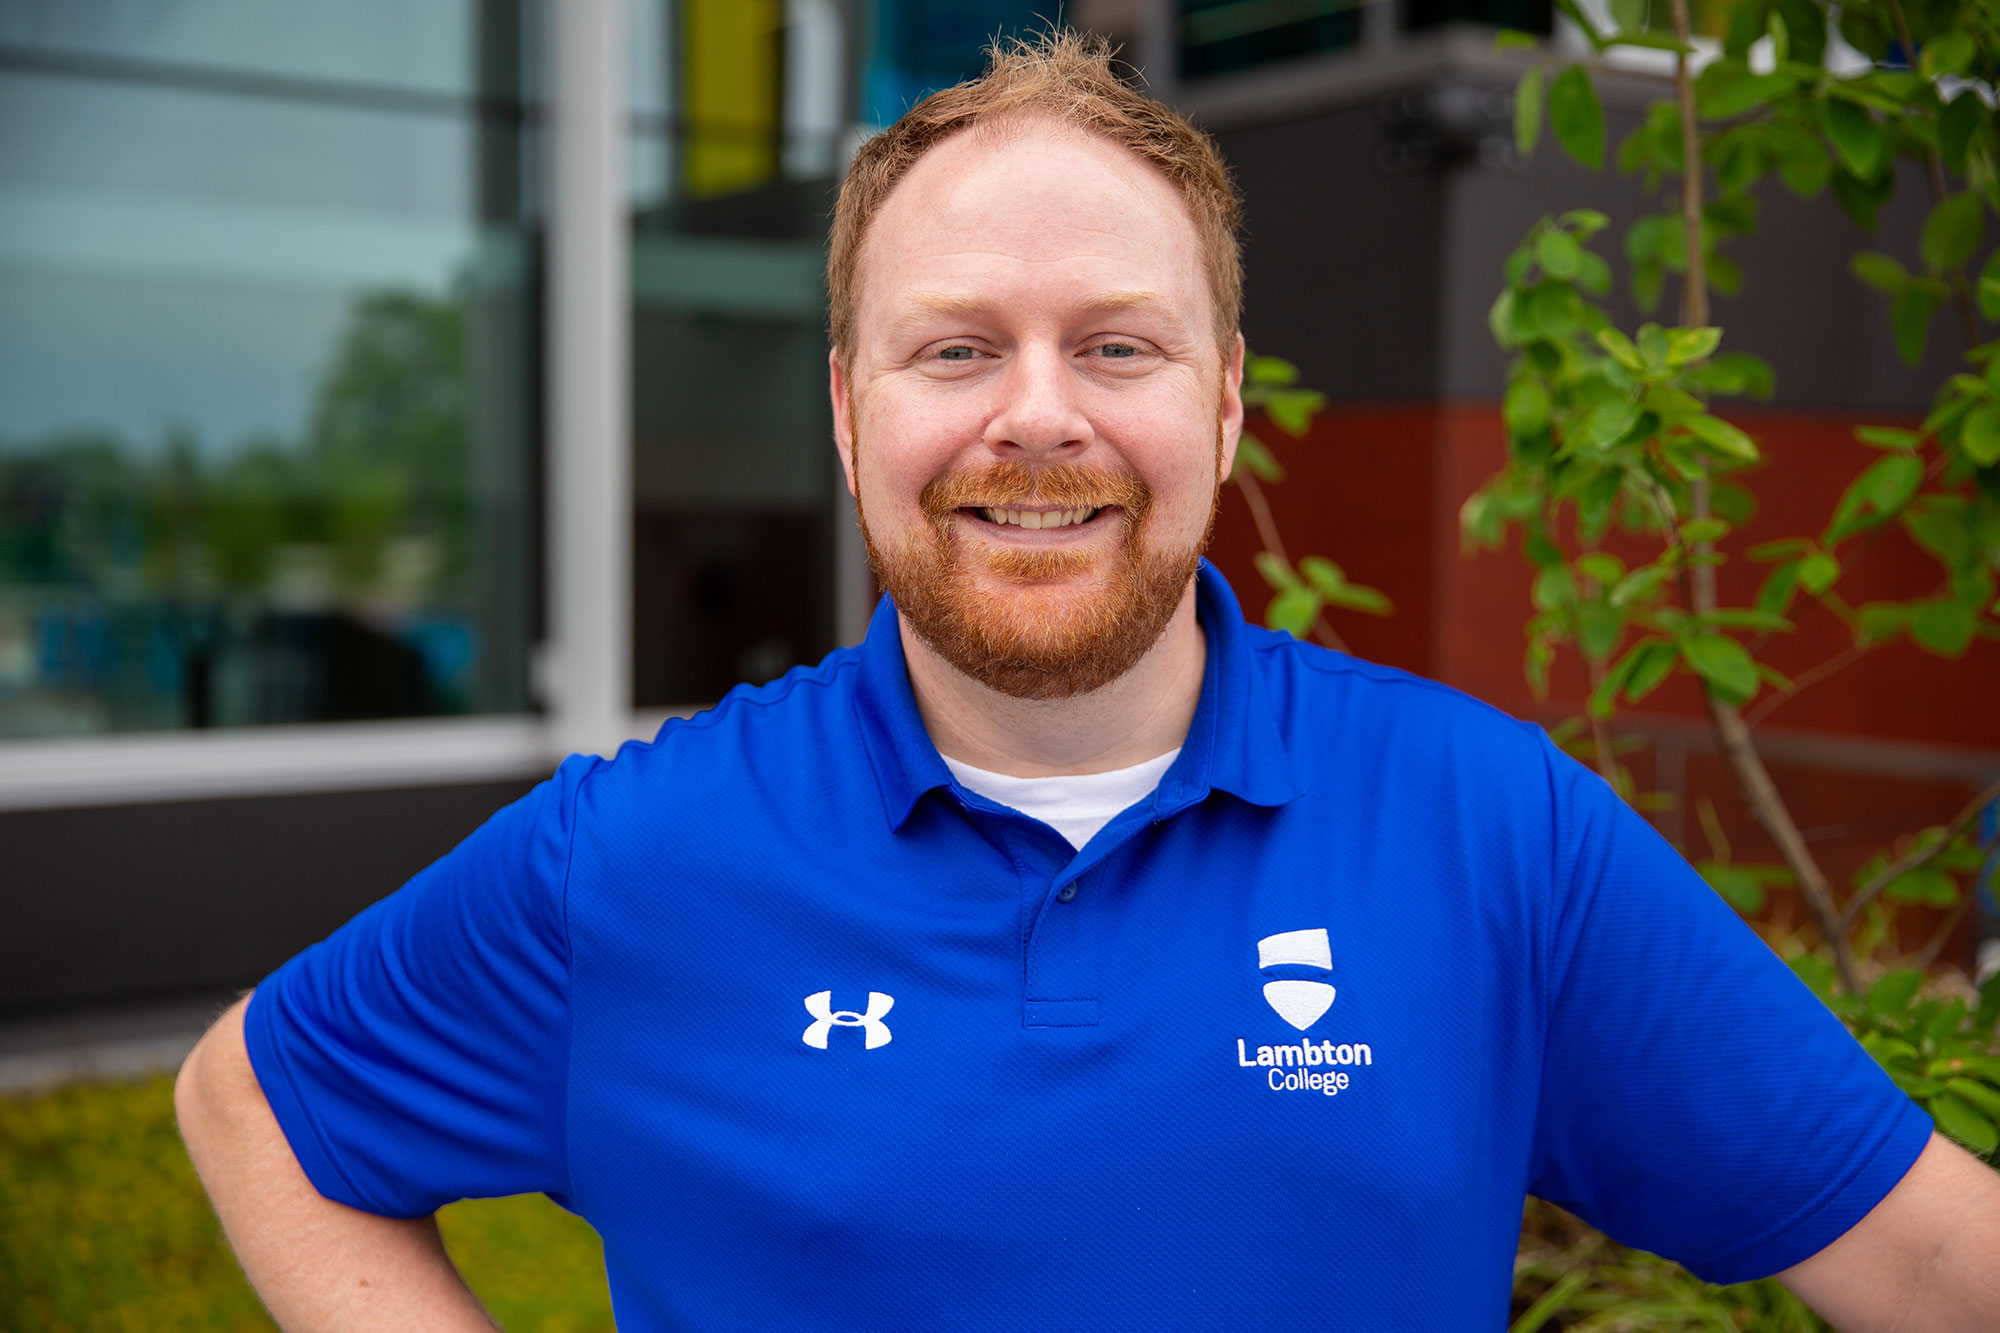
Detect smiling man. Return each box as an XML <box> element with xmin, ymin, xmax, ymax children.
<box><xmin>177</xmin><ymin>31</ymin><xmax>2000</xmax><ymax>1332</ymax></box>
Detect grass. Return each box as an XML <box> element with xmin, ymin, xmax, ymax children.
<box><xmin>0</xmin><ymin>1076</ymin><xmax>614</xmax><ymax>1331</ymax></box>
<box><xmin>4</xmin><ymin>1075</ymin><xmax>1831</xmax><ymax>1331</ymax></box>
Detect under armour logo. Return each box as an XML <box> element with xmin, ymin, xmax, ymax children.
<box><xmin>802</xmin><ymin>990</ymin><xmax>895</xmax><ymax>1049</ymax></box>
<box><xmin>1258</xmin><ymin>929</ymin><xmax>1335</xmax><ymax>1031</ymax></box>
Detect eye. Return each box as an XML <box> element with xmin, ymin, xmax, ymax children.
<box><xmin>936</xmin><ymin>344</ymin><xmax>982</xmax><ymax>361</ymax></box>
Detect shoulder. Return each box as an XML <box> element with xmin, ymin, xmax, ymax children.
<box><xmin>1244</xmin><ymin>623</ymin><xmax>1556</xmax><ymax>769</ymax></box>
<box><xmin>569</xmin><ymin>645</ymin><xmax>870</xmax><ymax>815</ymax></box>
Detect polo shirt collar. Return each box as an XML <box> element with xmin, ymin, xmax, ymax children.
<box><xmin>853</xmin><ymin>560</ymin><xmax>1305</xmax><ymax>832</ymax></box>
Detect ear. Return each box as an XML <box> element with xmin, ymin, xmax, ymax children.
<box><xmin>829</xmin><ymin>347</ymin><xmax>858</xmax><ymax>498</ymax></box>
<box><xmin>1218</xmin><ymin>333</ymin><xmax>1246</xmax><ymax>478</ymax></box>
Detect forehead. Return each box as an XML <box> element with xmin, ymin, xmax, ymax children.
<box><xmin>853</xmin><ymin>120</ymin><xmax>1209</xmax><ymax>338</ymax></box>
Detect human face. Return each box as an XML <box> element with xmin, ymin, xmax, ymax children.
<box><xmin>831</xmin><ymin>120</ymin><xmax>1245</xmax><ymax>699</ymax></box>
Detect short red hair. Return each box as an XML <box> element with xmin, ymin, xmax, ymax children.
<box><xmin>827</xmin><ymin>30</ymin><xmax>1243</xmax><ymax>368</ymax></box>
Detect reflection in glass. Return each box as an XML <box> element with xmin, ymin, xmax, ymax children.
<box><xmin>0</xmin><ymin>1</ymin><xmax>536</xmax><ymax>736</ymax></box>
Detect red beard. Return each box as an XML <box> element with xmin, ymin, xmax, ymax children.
<box><xmin>857</xmin><ymin>455</ymin><xmax>1219</xmax><ymax>700</ymax></box>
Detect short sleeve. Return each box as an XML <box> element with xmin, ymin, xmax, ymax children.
<box><xmin>243</xmin><ymin>754</ymin><xmax>599</xmax><ymax>1218</ymax></box>
<box><xmin>1527</xmin><ymin>738</ymin><xmax>1932</xmax><ymax>1284</ymax></box>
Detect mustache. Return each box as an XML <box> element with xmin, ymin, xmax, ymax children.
<box><xmin>918</xmin><ymin>461</ymin><xmax>1152</xmax><ymax>524</ymax></box>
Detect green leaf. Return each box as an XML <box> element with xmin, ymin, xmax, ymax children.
<box><xmin>1698</xmin><ymin>352</ymin><xmax>1776</xmax><ymax>399</ymax></box>
<box><xmin>1666</xmin><ymin>327</ymin><xmax>1723</xmax><ymax>365</ymax></box>
<box><xmin>1264</xmin><ymin>387</ymin><xmax>1324</xmax><ymax>437</ymax></box>
<box><xmin>1558</xmin><ymin>209</ymin><xmax>1610</xmax><ymax>237</ymax></box>
<box><xmin>1855</xmin><ymin>601</ymin><xmax>1908</xmax><ymax>643</ymax></box>
<box><xmin>1681</xmin><ymin>517</ymin><xmax>1731</xmax><ymax>544</ymax></box>
<box><xmin>1254</xmin><ymin>550</ymin><xmax>1301</xmax><ymax>590</ymax></box>
<box><xmin>1886</xmin><ymin>865</ymin><xmax>1959</xmax><ymax>905</ymax></box>
<box><xmin>1797</xmin><ymin>551</ymin><xmax>1840</xmax><ymax>595</ymax></box>
<box><xmin>1246</xmin><ymin>355</ymin><xmax>1299</xmax><ymax>386</ymax></box>
<box><xmin>1515</xmin><ymin>67</ymin><xmax>1544</xmax><ymax>157</ymax></box>
<box><xmin>1864</xmin><ymin>453</ymin><xmax>1924</xmax><ymax>512</ymax></box>
<box><xmin>1488</xmin><ymin>289</ymin><xmax>1522</xmax><ymax>347</ymax></box>
<box><xmin>1905</xmin><ymin>507</ymin><xmax>1973</xmax><ymax>567</ymax></box>
<box><xmin>1869</xmin><ymin>968</ymin><xmax>1926</xmax><ymax>1015</ymax></box>
<box><xmin>1685</xmin><ymin>413</ymin><xmax>1760</xmax><ymax>461</ymax></box>
<box><xmin>1232</xmin><ymin>432</ymin><xmax>1285</xmax><ymax>483</ymax></box>
<box><xmin>1624</xmin><ymin>638</ymin><xmax>1678</xmax><ymax>701</ymax></box>
<box><xmin>1854</xmin><ymin>425</ymin><xmax>1919</xmax><ymax>450</ymax></box>
<box><xmin>1776</xmin><ymin>0</ymin><xmax>1825</xmax><ymax>64</ymax></box>
<box><xmin>1928</xmin><ymin>1092</ymin><xmax>2000</xmax><ymax>1155</ymax></box>
<box><xmin>1681</xmin><ymin>631</ymin><xmax>1760</xmax><ymax>703</ymax></box>
<box><xmin>1609</xmin><ymin>564</ymin><xmax>1667</xmax><ymax>607</ymax></box>
<box><xmin>1756</xmin><ymin>561</ymin><xmax>1800</xmax><ymax>617</ymax></box>
<box><xmin>1892</xmin><ymin>284</ymin><xmax>1941</xmax><ymax>366</ymax></box>
<box><xmin>1911</xmin><ymin>601</ymin><xmax>1977</xmax><ymax>656</ymax></box>
<box><xmin>1921</xmin><ymin>194</ymin><xmax>1986</xmax><ymax>273</ymax></box>
<box><xmin>1266</xmin><ymin>586</ymin><xmax>1321</xmax><ymax>637</ymax></box>
<box><xmin>1298</xmin><ymin>555</ymin><xmax>1345</xmax><ymax>597</ymax></box>
<box><xmin>1696</xmin><ymin>59</ymin><xmax>1798</xmax><ymax>118</ymax></box>
<box><xmin>1324</xmin><ymin>581</ymin><xmax>1393</xmax><ymax>616</ymax></box>
<box><xmin>1702</xmin><ymin>863</ymin><xmax>1769</xmax><ymax>912</ymax></box>
<box><xmin>1595</xmin><ymin>327</ymin><xmax>1644</xmax><ymax>371</ymax></box>
<box><xmin>1494</xmin><ymin>28</ymin><xmax>1541</xmax><ymax>50</ymax></box>
<box><xmin>1574</xmin><ymin>250</ymin><xmax>1612</xmax><ymax>296</ymax></box>
<box><xmin>1939</xmin><ymin>92</ymin><xmax>1987</xmax><ymax>179</ymax></box>
<box><xmin>1576</xmin><ymin>551</ymin><xmax>1624</xmax><ymax>585</ymax></box>
<box><xmin>1725</xmin><ymin>0</ymin><xmax>1767</xmax><ymax>59</ymax></box>
<box><xmin>1577</xmin><ymin>601</ymin><xmax>1622</xmax><ymax>659</ymax></box>
<box><xmin>1833</xmin><ymin>166</ymin><xmax>1894</xmax><ymax>230</ymax></box>
<box><xmin>1549</xmin><ymin>66</ymin><xmax>1605</xmax><ymax>170</ymax></box>
<box><xmin>1536</xmin><ymin>225</ymin><xmax>1583</xmax><ymax>279</ymax></box>
<box><xmin>1503</xmin><ymin>378</ymin><xmax>1552</xmax><ymax>437</ymax></box>
<box><xmin>1645</xmin><ymin>382</ymin><xmax>1705</xmax><ymax>420</ymax></box>
<box><xmin>1923</xmin><ymin>31</ymin><xmax>1978</xmax><ymax>80</ymax></box>
<box><xmin>1851</xmin><ymin>251</ymin><xmax>1909</xmax><ymax>294</ymax></box>
<box><xmin>1825</xmin><ymin>97</ymin><xmax>1891</xmax><ymax>181</ymax></box>
<box><xmin>1945</xmin><ymin>1079</ymin><xmax>2000</xmax><ymax>1122</ymax></box>
<box><xmin>1962</xmin><ymin>403</ymin><xmax>2000</xmax><ymax>465</ymax></box>
<box><xmin>1572</xmin><ymin>400</ymin><xmax>1641</xmax><ymax>452</ymax></box>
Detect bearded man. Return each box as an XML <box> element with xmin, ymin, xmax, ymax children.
<box><xmin>177</xmin><ymin>31</ymin><xmax>2000</xmax><ymax>1331</ymax></box>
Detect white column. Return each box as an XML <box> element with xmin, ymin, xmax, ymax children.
<box><xmin>547</xmin><ymin>0</ymin><xmax>632</xmax><ymax>760</ymax></box>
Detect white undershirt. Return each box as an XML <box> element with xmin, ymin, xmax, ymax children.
<box><xmin>941</xmin><ymin>749</ymin><xmax>1182</xmax><ymax>851</ymax></box>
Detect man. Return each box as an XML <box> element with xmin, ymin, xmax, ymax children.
<box><xmin>178</xmin><ymin>32</ymin><xmax>2000</xmax><ymax>1330</ymax></box>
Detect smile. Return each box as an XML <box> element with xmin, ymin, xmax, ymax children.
<box><xmin>973</xmin><ymin>507</ymin><xmax>1103</xmax><ymax>529</ymax></box>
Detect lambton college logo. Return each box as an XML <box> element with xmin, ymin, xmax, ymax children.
<box><xmin>1236</xmin><ymin>929</ymin><xmax>1374</xmax><ymax>1097</ymax></box>
<box><xmin>802</xmin><ymin>991</ymin><xmax>894</xmax><ymax>1049</ymax></box>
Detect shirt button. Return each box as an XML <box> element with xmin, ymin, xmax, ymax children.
<box><xmin>1056</xmin><ymin>884</ymin><xmax>1077</xmax><ymax>903</ymax></box>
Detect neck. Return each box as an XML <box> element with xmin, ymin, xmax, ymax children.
<box><xmin>899</xmin><ymin>581</ymin><xmax>1206</xmax><ymax>778</ymax></box>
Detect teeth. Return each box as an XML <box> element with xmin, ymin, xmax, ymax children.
<box><xmin>977</xmin><ymin>507</ymin><xmax>1098</xmax><ymax>529</ymax></box>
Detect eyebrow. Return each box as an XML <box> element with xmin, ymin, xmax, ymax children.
<box><xmin>883</xmin><ymin>289</ymin><xmax>1176</xmax><ymax>342</ymax></box>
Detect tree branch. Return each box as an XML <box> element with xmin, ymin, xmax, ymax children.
<box><xmin>1742</xmin><ymin>641</ymin><xmax>1871</xmax><ymax>728</ymax></box>
<box><xmin>1841</xmin><ymin>775</ymin><xmax>2000</xmax><ymax>929</ymax></box>
<box><xmin>1668</xmin><ymin>0</ymin><xmax>1860</xmax><ymax>992</ymax></box>
<box><xmin>1882</xmin><ymin>0</ymin><xmax>1983</xmax><ymax>348</ymax></box>
<box><xmin>1915</xmin><ymin>893</ymin><xmax>1977</xmax><ymax>972</ymax></box>
<box><xmin>1232</xmin><ymin>469</ymin><xmax>1351</xmax><ymax>653</ymax></box>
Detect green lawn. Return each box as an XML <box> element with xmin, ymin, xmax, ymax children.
<box><xmin>0</xmin><ymin>1076</ymin><xmax>614</xmax><ymax>1332</ymax></box>
<box><xmin>4</xmin><ymin>1075</ymin><xmax>1828</xmax><ymax>1331</ymax></box>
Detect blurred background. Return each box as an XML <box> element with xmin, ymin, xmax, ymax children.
<box><xmin>0</xmin><ymin>0</ymin><xmax>1994</xmax><ymax>1100</ymax></box>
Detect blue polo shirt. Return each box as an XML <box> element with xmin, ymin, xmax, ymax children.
<box><xmin>246</xmin><ymin>562</ymin><xmax>1930</xmax><ymax>1329</ymax></box>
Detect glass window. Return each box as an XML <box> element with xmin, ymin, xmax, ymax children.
<box><xmin>0</xmin><ymin>1</ymin><xmax>537</xmax><ymax>736</ymax></box>
<box><xmin>626</xmin><ymin>0</ymin><xmax>855</xmax><ymax>708</ymax></box>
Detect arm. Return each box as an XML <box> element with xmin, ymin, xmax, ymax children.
<box><xmin>175</xmin><ymin>994</ymin><xmax>500</xmax><ymax>1331</ymax></box>
<box><xmin>1778</xmin><ymin>1131</ymin><xmax>2000</xmax><ymax>1332</ymax></box>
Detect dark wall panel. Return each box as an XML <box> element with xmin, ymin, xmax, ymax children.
<box><xmin>1214</xmin><ymin>101</ymin><xmax>1446</xmax><ymax>401</ymax></box>
<box><xmin>0</xmin><ymin>777</ymin><xmax>537</xmax><ymax>1017</ymax></box>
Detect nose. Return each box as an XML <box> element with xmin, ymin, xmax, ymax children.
<box><xmin>982</xmin><ymin>344</ymin><xmax>1092</xmax><ymax>459</ymax></box>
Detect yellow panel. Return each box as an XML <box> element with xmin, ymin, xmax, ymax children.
<box><xmin>684</xmin><ymin>0</ymin><xmax>783</xmax><ymax>199</ymax></box>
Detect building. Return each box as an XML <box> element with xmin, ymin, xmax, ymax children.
<box><xmin>2</xmin><ymin>0</ymin><xmax>1992</xmax><ymax>1019</ymax></box>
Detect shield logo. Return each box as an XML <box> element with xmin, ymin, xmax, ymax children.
<box><xmin>1257</xmin><ymin>928</ymin><xmax>1335</xmax><ymax>1030</ymax></box>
